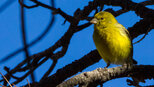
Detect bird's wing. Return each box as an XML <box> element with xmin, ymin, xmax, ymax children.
<box><xmin>115</xmin><ymin>23</ymin><xmax>132</xmax><ymax>40</ymax></box>
<box><xmin>116</xmin><ymin>23</ymin><xmax>137</xmax><ymax>64</ymax></box>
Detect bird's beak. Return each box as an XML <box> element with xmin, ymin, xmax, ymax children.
<box><xmin>90</xmin><ymin>18</ymin><xmax>98</xmax><ymax>24</ymax></box>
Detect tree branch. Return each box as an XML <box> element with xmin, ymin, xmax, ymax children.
<box><xmin>58</xmin><ymin>65</ymin><xmax>154</xmax><ymax>87</ymax></box>
<box><xmin>20</xmin><ymin>0</ymin><xmax>35</xmax><ymax>83</ymax></box>
<box><xmin>140</xmin><ymin>0</ymin><xmax>154</xmax><ymax>6</ymax></box>
<box><xmin>1</xmin><ymin>0</ymin><xmax>154</xmax><ymax>86</ymax></box>
<box><xmin>34</xmin><ymin>50</ymin><xmax>101</xmax><ymax>87</ymax></box>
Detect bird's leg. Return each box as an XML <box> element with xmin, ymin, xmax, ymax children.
<box><xmin>104</xmin><ymin>63</ymin><xmax>110</xmax><ymax>69</ymax></box>
<box><xmin>104</xmin><ymin>63</ymin><xmax>110</xmax><ymax>71</ymax></box>
<box><xmin>122</xmin><ymin>63</ymin><xmax>127</xmax><ymax>68</ymax></box>
<box><xmin>122</xmin><ymin>63</ymin><xmax>133</xmax><ymax>69</ymax></box>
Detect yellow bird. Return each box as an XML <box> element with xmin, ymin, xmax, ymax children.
<box><xmin>90</xmin><ymin>11</ymin><xmax>136</xmax><ymax>68</ymax></box>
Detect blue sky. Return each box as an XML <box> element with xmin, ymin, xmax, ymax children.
<box><xmin>0</xmin><ymin>0</ymin><xmax>153</xmax><ymax>86</ymax></box>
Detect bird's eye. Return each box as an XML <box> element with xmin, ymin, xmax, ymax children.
<box><xmin>101</xmin><ymin>18</ymin><xmax>104</xmax><ymax>20</ymax></box>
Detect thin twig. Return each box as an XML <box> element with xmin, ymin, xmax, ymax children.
<box><xmin>40</xmin><ymin>59</ymin><xmax>57</xmax><ymax>81</ymax></box>
<box><xmin>12</xmin><ymin>57</ymin><xmax>49</xmax><ymax>85</ymax></box>
<box><xmin>4</xmin><ymin>66</ymin><xmax>20</xmax><ymax>80</ymax></box>
<box><xmin>140</xmin><ymin>0</ymin><xmax>154</xmax><ymax>6</ymax></box>
<box><xmin>0</xmin><ymin>9</ymin><xmax>55</xmax><ymax>63</ymax></box>
<box><xmin>0</xmin><ymin>72</ymin><xmax>12</xmax><ymax>87</ymax></box>
<box><xmin>133</xmin><ymin>27</ymin><xmax>151</xmax><ymax>44</ymax></box>
<box><xmin>19</xmin><ymin>0</ymin><xmax>38</xmax><ymax>9</ymax></box>
<box><xmin>0</xmin><ymin>0</ymin><xmax>152</xmax><ymax>63</ymax></box>
<box><xmin>26</xmin><ymin>79</ymin><xmax>31</xmax><ymax>87</ymax></box>
<box><xmin>20</xmin><ymin>0</ymin><xmax>35</xmax><ymax>82</ymax></box>
<box><xmin>0</xmin><ymin>0</ymin><xmax>153</xmax><ymax>86</ymax></box>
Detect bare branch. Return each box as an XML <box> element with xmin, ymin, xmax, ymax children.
<box><xmin>19</xmin><ymin>0</ymin><xmax>39</xmax><ymax>9</ymax></box>
<box><xmin>140</xmin><ymin>0</ymin><xmax>154</xmax><ymax>6</ymax></box>
<box><xmin>40</xmin><ymin>59</ymin><xmax>58</xmax><ymax>81</ymax></box>
<box><xmin>58</xmin><ymin>65</ymin><xmax>154</xmax><ymax>87</ymax></box>
<box><xmin>35</xmin><ymin>50</ymin><xmax>101</xmax><ymax>87</ymax></box>
<box><xmin>128</xmin><ymin>18</ymin><xmax>154</xmax><ymax>39</ymax></box>
<box><xmin>133</xmin><ymin>26</ymin><xmax>151</xmax><ymax>44</ymax></box>
<box><xmin>26</xmin><ymin>79</ymin><xmax>31</xmax><ymax>87</ymax></box>
<box><xmin>0</xmin><ymin>72</ymin><xmax>12</xmax><ymax>87</ymax></box>
<box><xmin>1</xmin><ymin>0</ymin><xmax>154</xmax><ymax>86</ymax></box>
<box><xmin>0</xmin><ymin>0</ymin><xmax>55</xmax><ymax>63</ymax></box>
<box><xmin>96</xmin><ymin>0</ymin><xmax>154</xmax><ymax>18</ymax></box>
<box><xmin>20</xmin><ymin>0</ymin><xmax>35</xmax><ymax>82</ymax></box>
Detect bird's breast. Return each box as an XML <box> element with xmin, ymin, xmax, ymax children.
<box><xmin>93</xmin><ymin>27</ymin><xmax>132</xmax><ymax>64</ymax></box>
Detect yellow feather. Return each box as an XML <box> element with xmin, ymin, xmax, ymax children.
<box><xmin>91</xmin><ymin>11</ymin><xmax>133</xmax><ymax>66</ymax></box>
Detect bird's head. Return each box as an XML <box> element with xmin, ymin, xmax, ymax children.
<box><xmin>90</xmin><ymin>11</ymin><xmax>117</xmax><ymax>26</ymax></box>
